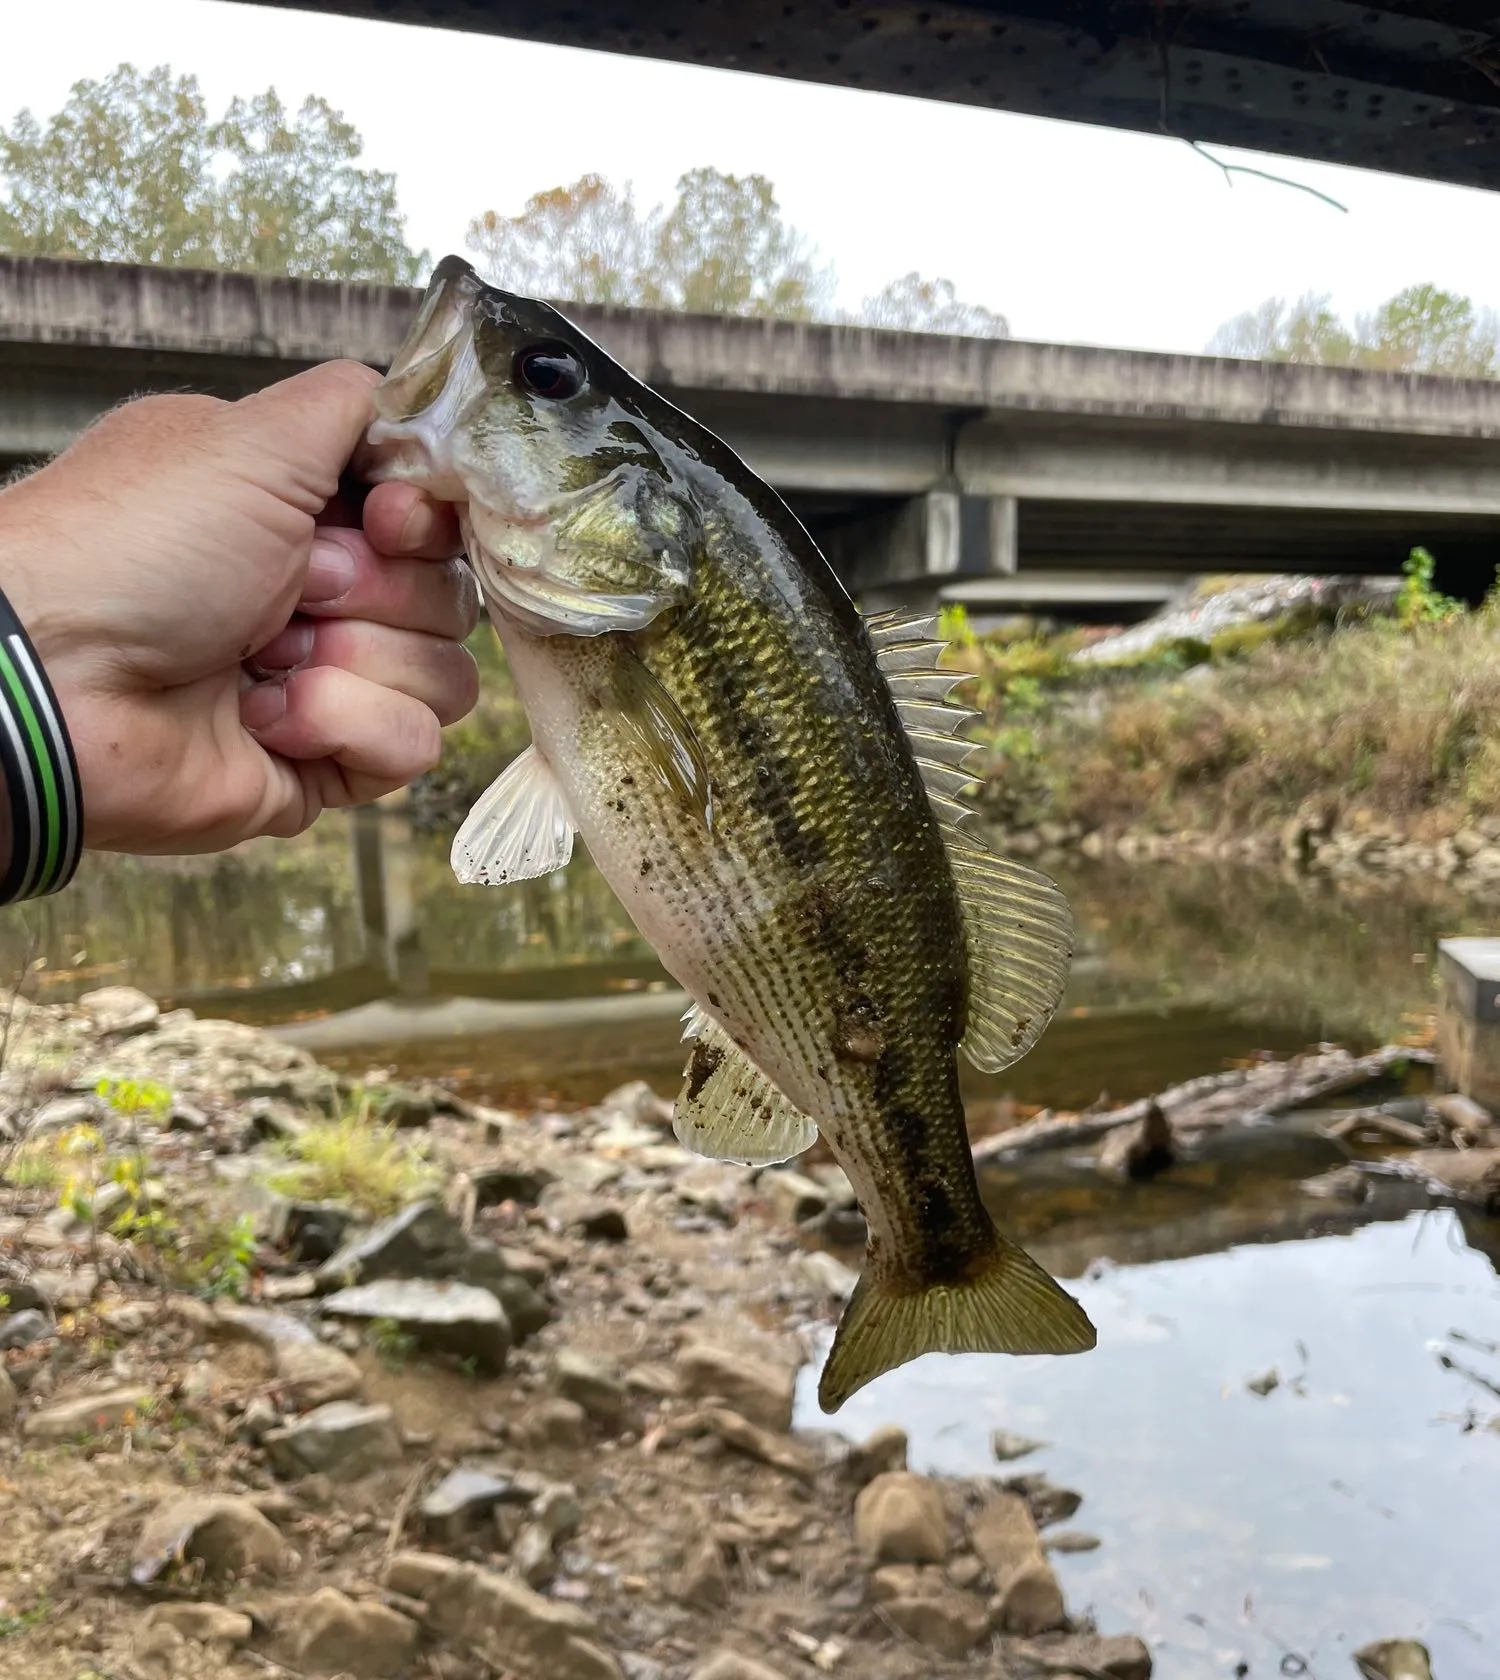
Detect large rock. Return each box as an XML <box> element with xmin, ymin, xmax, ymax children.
<box><xmin>142</xmin><ymin>1603</ymin><xmax>254</xmax><ymax>1645</ymax></box>
<box><xmin>78</xmin><ymin>985</ymin><xmax>160</xmax><ymax>1036</ymax></box>
<box><xmin>420</xmin><ymin>1466</ymin><xmax>520</xmax><ymax>1543</ymax></box>
<box><xmin>421</xmin><ymin>1562</ymin><xmax>622</xmax><ymax>1680</ymax></box>
<box><xmin>970</xmin><ymin>1493</ymin><xmax>1065</xmax><ymax>1634</ymax></box>
<box><xmin>760</xmin><ymin>1169</ymin><xmax>830</xmax><ymax>1224</ymax></box>
<box><xmin>846</xmin><ymin>1424</ymin><xmax>908</xmax><ymax>1484</ymax></box>
<box><xmin>1355</xmin><ymin>1640</ymin><xmax>1433</xmax><ymax>1680</ymax></box>
<box><xmin>676</xmin><ymin>1339</ymin><xmax>796</xmax><ymax>1432</ymax></box>
<box><xmin>274</xmin><ymin>1340</ymin><xmax>363</xmax><ymax>1407</ymax></box>
<box><xmin>1012</xmin><ymin>1633</ymin><xmax>1152</xmax><ymax>1680</ymax></box>
<box><xmin>263</xmin><ymin>1400</ymin><xmax>403</xmax><ymax>1480</ymax></box>
<box><xmin>289</xmin><ymin>1588</ymin><xmax>420</xmax><ymax>1677</ymax></box>
<box><xmin>879</xmin><ymin>1588</ymin><xmax>990</xmax><ymax>1657</ymax></box>
<box><xmin>854</xmin><ymin>1472</ymin><xmax>950</xmax><ymax>1564</ymax></box>
<box><xmin>24</xmin><ymin>1385</ymin><xmax>153</xmax><ymax>1440</ymax></box>
<box><xmin>0</xmin><ymin>1309</ymin><xmax>54</xmax><ymax>1351</ymax></box>
<box><xmin>553</xmin><ymin>1350</ymin><xmax>626</xmax><ymax>1423</ymax></box>
<box><xmin>322</xmin><ymin>1278</ymin><xmax>511</xmax><ymax>1373</ymax></box>
<box><xmin>316</xmin><ymin>1200</ymin><xmax>471</xmax><ymax>1289</ymax></box>
<box><xmin>134</xmin><ymin>1494</ymin><xmax>288</xmax><ymax>1583</ymax></box>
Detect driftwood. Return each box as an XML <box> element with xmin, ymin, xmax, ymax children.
<box><xmin>1356</xmin><ymin>1147</ymin><xmax>1500</xmax><ymax>1213</ymax></box>
<box><xmin>973</xmin><ymin>1045</ymin><xmax>1434</xmax><ymax>1165</ymax></box>
<box><xmin>1318</xmin><ymin>1107</ymin><xmax>1433</xmax><ymax>1147</ymax></box>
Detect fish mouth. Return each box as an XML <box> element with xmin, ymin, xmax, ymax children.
<box><xmin>358</xmin><ymin>256</ymin><xmax>487</xmax><ymax>497</ymax></box>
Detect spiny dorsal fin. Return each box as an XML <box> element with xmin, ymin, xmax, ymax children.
<box><xmin>864</xmin><ymin>605</ymin><xmax>1073</xmax><ymax>1072</ymax></box>
<box><xmin>675</xmin><ymin>1005</ymin><xmax>819</xmax><ymax>1166</ymax></box>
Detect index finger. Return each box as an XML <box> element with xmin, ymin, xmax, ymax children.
<box><xmin>363</xmin><ymin>480</ymin><xmax>464</xmax><ymax>561</ymax></box>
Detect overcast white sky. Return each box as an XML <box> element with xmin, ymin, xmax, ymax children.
<box><xmin>5</xmin><ymin>0</ymin><xmax>1500</xmax><ymax>355</ymax></box>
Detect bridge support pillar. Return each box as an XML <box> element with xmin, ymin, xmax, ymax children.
<box><xmin>823</xmin><ymin>490</ymin><xmax>1011</xmax><ymax>601</ymax></box>
<box><xmin>351</xmin><ymin>794</ymin><xmax>429</xmax><ymax>997</ymax></box>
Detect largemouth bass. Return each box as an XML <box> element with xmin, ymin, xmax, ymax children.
<box><xmin>363</xmin><ymin>256</ymin><xmax>1095</xmax><ymax>1411</ymax></box>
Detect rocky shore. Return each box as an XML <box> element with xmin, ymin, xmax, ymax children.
<box><xmin>0</xmin><ymin>987</ymin><xmax>1150</xmax><ymax>1680</ymax></box>
<box><xmin>993</xmin><ymin>808</ymin><xmax>1500</xmax><ymax>888</ymax></box>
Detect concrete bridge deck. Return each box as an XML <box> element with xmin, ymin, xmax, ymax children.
<box><xmin>5</xmin><ymin>256</ymin><xmax>1500</xmax><ymax>615</ymax></box>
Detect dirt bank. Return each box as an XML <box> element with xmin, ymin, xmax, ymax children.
<box><xmin>0</xmin><ymin>987</ymin><xmax>1147</xmax><ymax>1680</ymax></box>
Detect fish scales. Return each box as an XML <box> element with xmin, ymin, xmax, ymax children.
<box><xmin>361</xmin><ymin>256</ymin><xmax>1095</xmax><ymax>1411</ymax></box>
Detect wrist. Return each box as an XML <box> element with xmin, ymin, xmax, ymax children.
<box><xmin>0</xmin><ymin>582</ymin><xmax>85</xmax><ymax>901</ymax></box>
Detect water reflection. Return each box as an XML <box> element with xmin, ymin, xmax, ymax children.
<box><xmin>1</xmin><ymin>813</ymin><xmax>1483</xmax><ymax>1108</ymax></box>
<box><xmin>797</xmin><ymin>1208</ymin><xmax>1500</xmax><ymax>1680</ymax></box>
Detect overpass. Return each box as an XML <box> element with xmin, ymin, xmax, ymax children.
<box><xmin>5</xmin><ymin>256</ymin><xmax>1500</xmax><ymax>618</ymax></box>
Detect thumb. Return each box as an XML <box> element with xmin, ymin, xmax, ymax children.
<box><xmin>225</xmin><ymin>359</ymin><xmax>383</xmax><ymax>516</ymax></box>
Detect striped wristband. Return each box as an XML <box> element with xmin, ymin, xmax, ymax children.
<box><xmin>0</xmin><ymin>589</ymin><xmax>83</xmax><ymax>903</ymax></box>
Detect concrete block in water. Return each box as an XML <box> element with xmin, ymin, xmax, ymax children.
<box><xmin>1437</xmin><ymin>939</ymin><xmax>1500</xmax><ymax>1110</ymax></box>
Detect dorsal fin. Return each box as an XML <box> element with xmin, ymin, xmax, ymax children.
<box><xmin>674</xmin><ymin>1006</ymin><xmax>820</xmax><ymax>1166</ymax></box>
<box><xmin>866</xmin><ymin>606</ymin><xmax>1074</xmax><ymax>1072</ymax></box>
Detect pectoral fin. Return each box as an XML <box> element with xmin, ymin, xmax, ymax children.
<box><xmin>451</xmin><ymin>743</ymin><xmax>575</xmax><ymax>886</ymax></box>
<box><xmin>605</xmin><ymin>653</ymin><xmax>715</xmax><ymax>830</ymax></box>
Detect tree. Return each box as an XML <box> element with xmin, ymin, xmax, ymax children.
<box><xmin>466</xmin><ymin>167</ymin><xmax>1005</xmax><ymax>334</ymax></box>
<box><xmin>0</xmin><ymin>63</ymin><xmax>425</xmax><ymax>284</ymax></box>
<box><xmin>1206</xmin><ymin>291</ymin><xmax>1355</xmax><ymax>365</ymax></box>
<box><xmin>1354</xmin><ymin>283</ymin><xmax>1497</xmax><ymax>378</ymax></box>
<box><xmin>859</xmin><ymin>272</ymin><xmax>1008</xmax><ymax>338</ymax></box>
<box><xmin>467</xmin><ymin>174</ymin><xmax>652</xmax><ymax>308</ymax></box>
<box><xmin>1208</xmin><ymin>283</ymin><xmax>1498</xmax><ymax>377</ymax></box>
<box><xmin>647</xmin><ymin>167</ymin><xmax>833</xmax><ymax>320</ymax></box>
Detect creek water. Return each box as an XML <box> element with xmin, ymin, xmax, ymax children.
<box><xmin>6</xmin><ymin>812</ymin><xmax>1497</xmax><ymax>1677</ymax></box>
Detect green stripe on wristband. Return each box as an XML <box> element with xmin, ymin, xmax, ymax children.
<box><xmin>0</xmin><ymin>590</ymin><xmax>82</xmax><ymax>904</ymax></box>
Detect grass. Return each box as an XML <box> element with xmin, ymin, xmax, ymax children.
<box><xmin>935</xmin><ymin>553</ymin><xmax>1500</xmax><ymax>838</ymax></box>
<box><xmin>431</xmin><ymin>554</ymin><xmax>1500</xmax><ymax>844</ymax></box>
<box><xmin>1006</xmin><ymin>611</ymin><xmax>1500</xmax><ymax>836</ymax></box>
<box><xmin>265</xmin><ymin>1094</ymin><xmax>440</xmax><ymax>1218</ymax></box>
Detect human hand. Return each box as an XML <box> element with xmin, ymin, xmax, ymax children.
<box><xmin>0</xmin><ymin>360</ymin><xmax>479</xmax><ymax>854</ymax></box>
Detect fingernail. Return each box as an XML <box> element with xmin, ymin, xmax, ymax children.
<box><xmin>304</xmin><ymin>537</ymin><xmax>359</xmax><ymax>603</ymax></box>
<box><xmin>242</xmin><ymin>679</ymin><xmax>288</xmax><ymax>734</ymax></box>
<box><xmin>252</xmin><ymin>620</ymin><xmax>315</xmax><ymax>671</ymax></box>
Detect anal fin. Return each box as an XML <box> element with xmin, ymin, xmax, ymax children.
<box><xmin>675</xmin><ymin>1007</ymin><xmax>819</xmax><ymax>1166</ymax></box>
<box><xmin>451</xmin><ymin>743</ymin><xmax>575</xmax><ymax>886</ymax></box>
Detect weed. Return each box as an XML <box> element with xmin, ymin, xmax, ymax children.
<box><xmin>1396</xmin><ymin>546</ymin><xmax>1466</xmax><ymax>627</ymax></box>
<box><xmin>367</xmin><ymin>1316</ymin><xmax>418</xmax><ymax>1371</ymax></box>
<box><xmin>266</xmin><ymin>1096</ymin><xmax>439</xmax><ymax>1219</ymax></box>
<box><xmin>94</xmin><ymin>1076</ymin><xmax>172</xmax><ymax>1124</ymax></box>
<box><xmin>0</xmin><ymin>1597</ymin><xmax>49</xmax><ymax>1639</ymax></box>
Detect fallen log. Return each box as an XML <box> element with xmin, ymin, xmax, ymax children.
<box><xmin>973</xmin><ymin>1045</ymin><xmax>1433</xmax><ymax>1165</ymax></box>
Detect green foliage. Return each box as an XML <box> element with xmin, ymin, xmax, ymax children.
<box><xmin>466</xmin><ymin>166</ymin><xmax>1003</xmax><ymax>332</ymax></box>
<box><xmin>0</xmin><ymin>62</ymin><xmax>425</xmax><ymax>282</ymax></box>
<box><xmin>367</xmin><ymin>1317</ymin><xmax>418</xmax><ymax>1371</ymax></box>
<box><xmin>1209</xmin><ymin>282</ymin><xmax>1499</xmax><ymax>377</ymax></box>
<box><xmin>266</xmin><ymin>1094</ymin><xmax>439</xmax><ymax>1218</ymax></box>
<box><xmin>95</xmin><ymin>1075</ymin><xmax>172</xmax><ymax>1123</ymax></box>
<box><xmin>1395</xmin><ymin>546</ymin><xmax>1465</xmax><ymax>626</ymax></box>
<box><xmin>189</xmin><ymin>1213</ymin><xmax>259</xmax><ymax>1300</ymax></box>
<box><xmin>0</xmin><ymin>1596</ymin><xmax>49</xmax><ymax>1639</ymax></box>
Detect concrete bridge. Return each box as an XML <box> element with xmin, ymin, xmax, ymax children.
<box><xmin>5</xmin><ymin>256</ymin><xmax>1500</xmax><ymax>618</ymax></box>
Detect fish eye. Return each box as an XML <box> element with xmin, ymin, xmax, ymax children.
<box><xmin>515</xmin><ymin>343</ymin><xmax>586</xmax><ymax>401</ymax></box>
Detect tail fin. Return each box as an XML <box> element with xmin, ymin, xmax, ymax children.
<box><xmin>816</xmin><ymin>1231</ymin><xmax>1095</xmax><ymax>1414</ymax></box>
